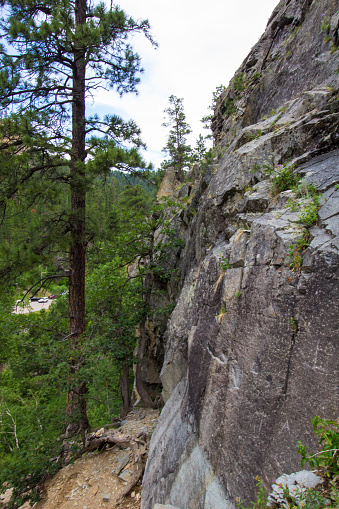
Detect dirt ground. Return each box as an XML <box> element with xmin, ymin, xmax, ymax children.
<box><xmin>0</xmin><ymin>408</ymin><xmax>159</xmax><ymax>509</ymax></box>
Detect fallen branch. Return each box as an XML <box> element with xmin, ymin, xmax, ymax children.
<box><xmin>74</xmin><ymin>429</ymin><xmax>147</xmax><ymax>503</ymax></box>
<box><xmin>75</xmin><ymin>429</ymin><xmax>145</xmax><ymax>458</ymax></box>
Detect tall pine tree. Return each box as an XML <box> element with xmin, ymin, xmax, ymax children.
<box><xmin>162</xmin><ymin>95</ymin><xmax>192</xmax><ymax>181</ymax></box>
<box><xmin>0</xmin><ymin>0</ymin><xmax>154</xmax><ymax>436</ymax></box>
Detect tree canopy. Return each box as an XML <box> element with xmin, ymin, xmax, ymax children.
<box><xmin>0</xmin><ymin>0</ymin><xmax>155</xmax><ymax>436</ymax></box>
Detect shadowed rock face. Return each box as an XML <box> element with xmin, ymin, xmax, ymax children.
<box><xmin>141</xmin><ymin>1</ymin><xmax>339</xmax><ymax>508</ymax></box>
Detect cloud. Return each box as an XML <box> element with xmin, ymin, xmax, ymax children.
<box><xmin>91</xmin><ymin>0</ymin><xmax>278</xmax><ymax>168</ymax></box>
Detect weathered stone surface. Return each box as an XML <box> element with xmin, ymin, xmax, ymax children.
<box><xmin>142</xmin><ymin>1</ymin><xmax>339</xmax><ymax>508</ymax></box>
<box><xmin>154</xmin><ymin>505</ymin><xmax>186</xmax><ymax>509</ymax></box>
<box><xmin>268</xmin><ymin>470</ymin><xmax>323</xmax><ymax>506</ymax></box>
<box><xmin>323</xmin><ymin>214</ymin><xmax>339</xmax><ymax>237</ymax></box>
<box><xmin>118</xmin><ymin>469</ymin><xmax>133</xmax><ymax>482</ymax></box>
<box><xmin>298</xmin><ymin>149</ymin><xmax>339</xmax><ymax>191</ymax></box>
<box><xmin>115</xmin><ymin>453</ymin><xmax>130</xmax><ymax>474</ymax></box>
<box><xmin>157</xmin><ymin>167</ymin><xmax>180</xmax><ymax>200</ymax></box>
<box><xmin>319</xmin><ymin>189</ymin><xmax>339</xmax><ymax>220</ymax></box>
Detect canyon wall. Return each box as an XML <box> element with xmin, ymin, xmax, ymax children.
<box><xmin>142</xmin><ymin>0</ymin><xmax>339</xmax><ymax>507</ymax></box>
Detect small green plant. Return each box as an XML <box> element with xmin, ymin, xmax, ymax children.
<box><xmin>250</xmin><ymin>130</ymin><xmax>263</xmax><ymax>141</ymax></box>
<box><xmin>297</xmin><ymin>415</ymin><xmax>339</xmax><ymax>476</ymax></box>
<box><xmin>335</xmin><ymin>184</ymin><xmax>339</xmax><ymax>190</ymax></box>
<box><xmin>250</xmin><ymin>163</ymin><xmax>261</xmax><ymax>173</ymax></box>
<box><xmin>321</xmin><ymin>16</ymin><xmax>330</xmax><ymax>33</ymax></box>
<box><xmin>250</xmin><ymin>161</ymin><xmax>274</xmax><ymax>176</ymax></box>
<box><xmin>270</xmin><ymin>163</ymin><xmax>300</xmax><ymax>194</ymax></box>
<box><xmin>250</xmin><ymin>72</ymin><xmax>262</xmax><ymax>83</ymax></box>
<box><xmin>286</xmin><ymin>197</ymin><xmax>300</xmax><ymax>212</ymax></box>
<box><xmin>298</xmin><ymin>488</ymin><xmax>329</xmax><ymax>509</ymax></box>
<box><xmin>291</xmin><ymin>26</ymin><xmax>300</xmax><ymax>38</ymax></box>
<box><xmin>234</xmin><ymin>72</ymin><xmax>245</xmax><ymax>92</ymax></box>
<box><xmin>217</xmin><ymin>307</ymin><xmax>226</xmax><ymax>322</ymax></box>
<box><xmin>220</xmin><ymin>255</ymin><xmax>231</xmax><ymax>272</ymax></box>
<box><xmin>236</xmin><ymin>477</ymin><xmax>269</xmax><ymax>509</ymax></box>
<box><xmin>224</xmin><ymin>97</ymin><xmax>236</xmax><ymax>117</ymax></box>
<box><xmin>297</xmin><ymin>195</ymin><xmax>320</xmax><ymax>227</ymax></box>
<box><xmin>285</xmin><ymin>179</ymin><xmax>321</xmax><ymax>226</ymax></box>
<box><xmin>295</xmin><ymin>179</ymin><xmax>318</xmax><ymax>199</ymax></box>
<box><xmin>288</xmin><ymin>244</ymin><xmax>302</xmax><ymax>270</ymax></box>
<box><xmin>234</xmin><ymin>290</ymin><xmax>242</xmax><ymax>298</ymax></box>
<box><xmin>288</xmin><ymin>229</ymin><xmax>309</xmax><ymax>270</ymax></box>
<box><xmin>289</xmin><ymin>317</ymin><xmax>298</xmax><ymax>332</ymax></box>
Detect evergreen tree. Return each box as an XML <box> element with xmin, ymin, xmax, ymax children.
<box><xmin>0</xmin><ymin>0</ymin><xmax>154</xmax><ymax>436</ymax></box>
<box><xmin>192</xmin><ymin>133</ymin><xmax>207</xmax><ymax>163</ymax></box>
<box><xmin>201</xmin><ymin>84</ymin><xmax>227</xmax><ymax>134</ymax></box>
<box><xmin>118</xmin><ymin>184</ymin><xmax>152</xmax><ymax>217</ymax></box>
<box><xmin>162</xmin><ymin>95</ymin><xmax>192</xmax><ymax>180</ymax></box>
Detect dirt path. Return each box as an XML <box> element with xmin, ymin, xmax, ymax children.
<box><xmin>1</xmin><ymin>408</ymin><xmax>159</xmax><ymax>509</ymax></box>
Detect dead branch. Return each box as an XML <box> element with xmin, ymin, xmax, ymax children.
<box><xmin>74</xmin><ymin>429</ymin><xmax>146</xmax><ymax>460</ymax></box>
<box><xmin>73</xmin><ymin>429</ymin><xmax>147</xmax><ymax>504</ymax></box>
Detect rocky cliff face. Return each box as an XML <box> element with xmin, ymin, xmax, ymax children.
<box><xmin>141</xmin><ymin>0</ymin><xmax>339</xmax><ymax>507</ymax></box>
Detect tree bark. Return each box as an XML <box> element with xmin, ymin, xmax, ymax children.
<box><xmin>66</xmin><ymin>0</ymin><xmax>89</xmax><ymax>439</ymax></box>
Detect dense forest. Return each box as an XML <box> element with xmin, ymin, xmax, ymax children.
<box><xmin>0</xmin><ymin>168</ymin><xmax>172</xmax><ymax>503</ymax></box>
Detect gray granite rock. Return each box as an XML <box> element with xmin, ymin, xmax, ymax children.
<box><xmin>118</xmin><ymin>469</ymin><xmax>133</xmax><ymax>482</ymax></box>
<box><xmin>116</xmin><ymin>453</ymin><xmax>130</xmax><ymax>474</ymax></box>
<box><xmin>323</xmin><ymin>214</ymin><xmax>339</xmax><ymax>236</ymax></box>
<box><xmin>298</xmin><ymin>150</ymin><xmax>339</xmax><ymax>192</ymax></box>
<box><xmin>154</xmin><ymin>505</ymin><xmax>186</xmax><ymax>509</ymax></box>
<box><xmin>268</xmin><ymin>470</ymin><xmax>323</xmax><ymax>507</ymax></box>
<box><xmin>141</xmin><ymin>1</ymin><xmax>339</xmax><ymax>507</ymax></box>
<box><xmin>318</xmin><ymin>190</ymin><xmax>339</xmax><ymax>220</ymax></box>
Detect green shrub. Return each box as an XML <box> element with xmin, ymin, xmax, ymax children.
<box><xmin>234</xmin><ymin>73</ymin><xmax>245</xmax><ymax>92</ymax></box>
<box><xmin>288</xmin><ymin>229</ymin><xmax>310</xmax><ymax>270</ymax></box>
<box><xmin>297</xmin><ymin>200</ymin><xmax>319</xmax><ymax>226</ymax></box>
<box><xmin>298</xmin><ymin>415</ymin><xmax>339</xmax><ymax>475</ymax></box>
<box><xmin>224</xmin><ymin>97</ymin><xmax>236</xmax><ymax>117</ymax></box>
<box><xmin>236</xmin><ymin>477</ymin><xmax>269</xmax><ymax>509</ymax></box>
<box><xmin>270</xmin><ymin>164</ymin><xmax>300</xmax><ymax>194</ymax></box>
<box><xmin>220</xmin><ymin>255</ymin><xmax>231</xmax><ymax>272</ymax></box>
<box><xmin>250</xmin><ymin>72</ymin><xmax>262</xmax><ymax>83</ymax></box>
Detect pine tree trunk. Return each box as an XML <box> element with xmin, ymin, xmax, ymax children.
<box><xmin>66</xmin><ymin>0</ymin><xmax>89</xmax><ymax>439</ymax></box>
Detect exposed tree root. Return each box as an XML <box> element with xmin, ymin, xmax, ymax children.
<box><xmin>114</xmin><ymin>457</ymin><xmax>145</xmax><ymax>506</ymax></box>
<box><xmin>74</xmin><ymin>429</ymin><xmax>147</xmax><ymax>504</ymax></box>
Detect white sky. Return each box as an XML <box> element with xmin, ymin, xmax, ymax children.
<box><xmin>89</xmin><ymin>0</ymin><xmax>279</xmax><ymax>169</ymax></box>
